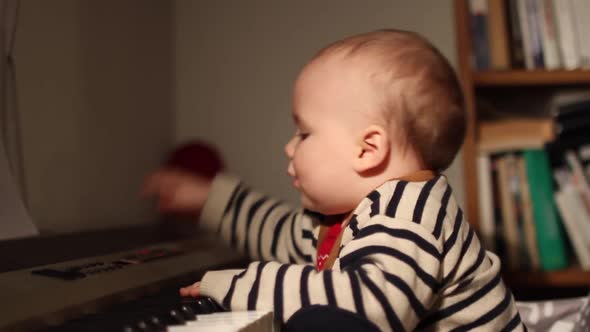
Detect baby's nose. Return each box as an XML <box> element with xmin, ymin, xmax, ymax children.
<box><xmin>284</xmin><ymin>137</ymin><xmax>295</xmax><ymax>158</ymax></box>
<box><xmin>287</xmin><ymin>162</ymin><xmax>296</xmax><ymax>178</ymax></box>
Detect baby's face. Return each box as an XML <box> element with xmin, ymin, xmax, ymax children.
<box><xmin>285</xmin><ymin>57</ymin><xmax>375</xmax><ymax>215</ymax></box>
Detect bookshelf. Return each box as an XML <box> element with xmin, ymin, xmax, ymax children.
<box><xmin>474</xmin><ymin>70</ymin><xmax>590</xmax><ymax>86</ymax></box>
<box><xmin>506</xmin><ymin>267</ymin><xmax>590</xmax><ymax>288</ymax></box>
<box><xmin>453</xmin><ymin>0</ymin><xmax>590</xmax><ymax>291</ymax></box>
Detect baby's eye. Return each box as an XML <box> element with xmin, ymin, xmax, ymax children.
<box><xmin>297</xmin><ymin>133</ymin><xmax>309</xmax><ymax>140</ymax></box>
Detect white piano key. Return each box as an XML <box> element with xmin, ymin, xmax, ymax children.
<box><xmin>167</xmin><ymin>311</ymin><xmax>274</xmax><ymax>332</ymax></box>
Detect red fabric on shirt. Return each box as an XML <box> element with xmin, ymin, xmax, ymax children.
<box><xmin>316</xmin><ymin>222</ymin><xmax>342</xmax><ymax>271</ymax></box>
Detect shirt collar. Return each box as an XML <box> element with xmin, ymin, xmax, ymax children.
<box><xmin>350</xmin><ymin>169</ymin><xmax>439</xmax><ymax>220</ymax></box>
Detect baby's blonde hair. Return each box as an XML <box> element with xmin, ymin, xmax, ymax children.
<box><xmin>313</xmin><ymin>29</ymin><xmax>465</xmax><ymax>171</ymax></box>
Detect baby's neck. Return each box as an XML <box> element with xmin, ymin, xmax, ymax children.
<box><xmin>384</xmin><ymin>151</ymin><xmax>428</xmax><ymax>181</ymax></box>
<box><xmin>357</xmin><ymin>152</ymin><xmax>430</xmax><ymax>200</ymax></box>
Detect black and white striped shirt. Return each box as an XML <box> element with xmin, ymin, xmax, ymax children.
<box><xmin>199</xmin><ymin>173</ymin><xmax>525</xmax><ymax>331</ymax></box>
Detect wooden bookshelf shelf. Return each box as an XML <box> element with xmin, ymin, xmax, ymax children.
<box><xmin>505</xmin><ymin>268</ymin><xmax>590</xmax><ymax>288</ymax></box>
<box><xmin>474</xmin><ymin>70</ymin><xmax>590</xmax><ymax>86</ymax></box>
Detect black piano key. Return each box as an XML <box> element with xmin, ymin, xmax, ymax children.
<box><xmin>162</xmin><ymin>309</ymin><xmax>186</xmax><ymax>326</ymax></box>
<box><xmin>205</xmin><ymin>296</ymin><xmax>225</xmax><ymax>312</ymax></box>
<box><xmin>146</xmin><ymin>316</ymin><xmax>165</xmax><ymax>331</ymax></box>
<box><xmin>178</xmin><ymin>304</ymin><xmax>196</xmax><ymax>320</ymax></box>
<box><xmin>182</xmin><ymin>296</ymin><xmax>211</xmax><ymax>314</ymax></box>
<box><xmin>55</xmin><ymin>307</ymin><xmax>165</xmax><ymax>332</ymax></box>
<box><xmin>135</xmin><ymin>320</ymin><xmax>156</xmax><ymax>332</ymax></box>
<box><xmin>40</xmin><ymin>287</ymin><xmax>228</xmax><ymax>331</ymax></box>
<box><xmin>181</xmin><ymin>296</ymin><xmax>224</xmax><ymax>314</ymax></box>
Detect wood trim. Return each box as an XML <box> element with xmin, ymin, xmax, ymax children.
<box><xmin>505</xmin><ymin>268</ymin><xmax>590</xmax><ymax>288</ymax></box>
<box><xmin>474</xmin><ymin>69</ymin><xmax>590</xmax><ymax>86</ymax></box>
<box><xmin>454</xmin><ymin>0</ymin><xmax>479</xmax><ymax>229</ymax></box>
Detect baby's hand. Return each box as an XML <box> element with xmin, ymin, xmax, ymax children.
<box><xmin>179</xmin><ymin>281</ymin><xmax>201</xmax><ymax>297</ymax></box>
<box><xmin>142</xmin><ymin>168</ymin><xmax>212</xmax><ymax>215</ymax></box>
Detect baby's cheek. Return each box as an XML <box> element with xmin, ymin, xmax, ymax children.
<box><xmin>292</xmin><ymin>153</ymin><xmax>310</xmax><ymax>174</ymax></box>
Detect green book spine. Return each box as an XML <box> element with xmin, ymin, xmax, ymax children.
<box><xmin>523</xmin><ymin>149</ymin><xmax>568</xmax><ymax>271</ymax></box>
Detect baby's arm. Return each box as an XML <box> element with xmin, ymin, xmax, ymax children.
<box><xmin>199</xmin><ymin>174</ymin><xmax>320</xmax><ymax>264</ymax></box>
<box><xmin>199</xmin><ymin>216</ymin><xmax>445</xmax><ymax>331</ymax></box>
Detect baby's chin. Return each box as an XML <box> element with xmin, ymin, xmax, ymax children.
<box><xmin>300</xmin><ymin>195</ymin><xmax>352</xmax><ymax>216</ymax></box>
<box><xmin>299</xmin><ymin>195</ymin><xmax>327</xmax><ymax>215</ymax></box>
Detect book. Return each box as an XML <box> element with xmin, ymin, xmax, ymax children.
<box><xmin>487</xmin><ymin>0</ymin><xmax>511</xmax><ymax>69</ymax></box>
<box><xmin>554</xmin><ymin>187</ymin><xmax>590</xmax><ymax>270</ymax></box>
<box><xmin>523</xmin><ymin>149</ymin><xmax>568</xmax><ymax>270</ymax></box>
<box><xmin>469</xmin><ymin>0</ymin><xmax>491</xmax><ymax>70</ymax></box>
<box><xmin>506</xmin><ymin>0</ymin><xmax>526</xmax><ymax>68</ymax></box>
<box><xmin>517</xmin><ymin>156</ymin><xmax>541</xmax><ymax>269</ymax></box>
<box><xmin>537</xmin><ymin>0</ymin><xmax>561</xmax><ymax>69</ymax></box>
<box><xmin>491</xmin><ymin>157</ymin><xmax>507</xmax><ymax>260</ymax></box>
<box><xmin>552</xmin><ymin>0</ymin><xmax>580</xmax><ymax>69</ymax></box>
<box><xmin>525</xmin><ymin>0</ymin><xmax>545</xmax><ymax>68</ymax></box>
<box><xmin>496</xmin><ymin>154</ymin><xmax>522</xmax><ymax>269</ymax></box>
<box><xmin>547</xmin><ymin>89</ymin><xmax>590</xmax><ymax>118</ymax></box>
<box><xmin>577</xmin><ymin>144</ymin><xmax>590</xmax><ymax>179</ymax></box>
<box><xmin>477</xmin><ymin>153</ymin><xmax>496</xmax><ymax>251</ymax></box>
<box><xmin>478</xmin><ymin>118</ymin><xmax>555</xmax><ymax>153</ymax></box>
<box><xmin>571</xmin><ymin>0</ymin><xmax>590</xmax><ymax>67</ymax></box>
<box><xmin>556</xmin><ymin>116</ymin><xmax>590</xmax><ymax>138</ymax></box>
<box><xmin>517</xmin><ymin>0</ymin><xmax>535</xmax><ymax>69</ymax></box>
<box><xmin>509</xmin><ymin>154</ymin><xmax>533</xmax><ymax>269</ymax></box>
<box><xmin>564</xmin><ymin>151</ymin><xmax>590</xmax><ymax>213</ymax></box>
<box><xmin>546</xmin><ymin>90</ymin><xmax>590</xmax><ymax>137</ymax></box>
<box><xmin>546</xmin><ymin>136</ymin><xmax>590</xmax><ymax>177</ymax></box>
<box><xmin>555</xmin><ymin>168</ymin><xmax>590</xmax><ymax>246</ymax></box>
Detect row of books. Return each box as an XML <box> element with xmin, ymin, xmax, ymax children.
<box><xmin>476</xmin><ymin>90</ymin><xmax>590</xmax><ymax>271</ymax></box>
<box><xmin>468</xmin><ymin>0</ymin><xmax>590</xmax><ymax>71</ymax></box>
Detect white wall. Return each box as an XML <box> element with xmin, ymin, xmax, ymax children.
<box><xmin>15</xmin><ymin>0</ymin><xmax>174</xmax><ymax>233</ymax></box>
<box><xmin>175</xmin><ymin>0</ymin><xmax>465</xmax><ymax>206</ymax></box>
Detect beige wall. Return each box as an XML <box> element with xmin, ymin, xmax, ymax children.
<box><xmin>175</xmin><ymin>0</ymin><xmax>465</xmax><ymax>206</ymax></box>
<box><xmin>15</xmin><ymin>0</ymin><xmax>174</xmax><ymax>233</ymax></box>
<box><xmin>13</xmin><ymin>1</ymin><xmax>465</xmax><ymax>235</ymax></box>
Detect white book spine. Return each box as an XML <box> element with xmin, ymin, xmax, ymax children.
<box><xmin>560</xmin><ymin>169</ymin><xmax>590</xmax><ymax>245</ymax></box>
<box><xmin>552</xmin><ymin>0</ymin><xmax>580</xmax><ymax>69</ymax></box>
<box><xmin>518</xmin><ymin>0</ymin><xmax>535</xmax><ymax>69</ymax></box>
<box><xmin>538</xmin><ymin>0</ymin><xmax>561</xmax><ymax>69</ymax></box>
<box><xmin>565</xmin><ymin>151</ymin><xmax>590</xmax><ymax>212</ymax></box>
<box><xmin>571</xmin><ymin>0</ymin><xmax>590</xmax><ymax>67</ymax></box>
<box><xmin>555</xmin><ymin>189</ymin><xmax>590</xmax><ymax>270</ymax></box>
<box><xmin>477</xmin><ymin>154</ymin><xmax>495</xmax><ymax>251</ymax></box>
<box><xmin>567</xmin><ymin>187</ymin><xmax>590</xmax><ymax>247</ymax></box>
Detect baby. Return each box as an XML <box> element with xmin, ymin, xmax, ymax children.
<box><xmin>144</xmin><ymin>29</ymin><xmax>525</xmax><ymax>331</ymax></box>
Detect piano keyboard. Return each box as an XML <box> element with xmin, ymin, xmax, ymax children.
<box><xmin>0</xmin><ymin>237</ymin><xmax>261</xmax><ymax>331</ymax></box>
<box><xmin>167</xmin><ymin>311</ymin><xmax>274</xmax><ymax>332</ymax></box>
<box><xmin>41</xmin><ymin>286</ymin><xmax>275</xmax><ymax>332</ymax></box>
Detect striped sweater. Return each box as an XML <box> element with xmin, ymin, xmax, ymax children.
<box><xmin>198</xmin><ymin>173</ymin><xmax>525</xmax><ymax>331</ymax></box>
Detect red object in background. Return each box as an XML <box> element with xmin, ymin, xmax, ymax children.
<box><xmin>165</xmin><ymin>141</ymin><xmax>224</xmax><ymax>179</ymax></box>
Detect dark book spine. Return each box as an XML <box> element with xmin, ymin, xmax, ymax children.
<box><xmin>526</xmin><ymin>0</ymin><xmax>545</xmax><ymax>68</ymax></box>
<box><xmin>554</xmin><ymin>100</ymin><xmax>590</xmax><ymax>118</ymax></box>
<box><xmin>491</xmin><ymin>155</ymin><xmax>506</xmax><ymax>261</ymax></box>
<box><xmin>506</xmin><ymin>0</ymin><xmax>526</xmax><ymax>68</ymax></box>
<box><xmin>469</xmin><ymin>0</ymin><xmax>491</xmax><ymax>70</ymax></box>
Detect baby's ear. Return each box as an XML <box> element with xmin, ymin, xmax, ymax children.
<box><xmin>353</xmin><ymin>125</ymin><xmax>389</xmax><ymax>174</ymax></box>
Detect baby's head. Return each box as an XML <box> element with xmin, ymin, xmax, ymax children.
<box><xmin>285</xmin><ymin>29</ymin><xmax>465</xmax><ymax>215</ymax></box>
